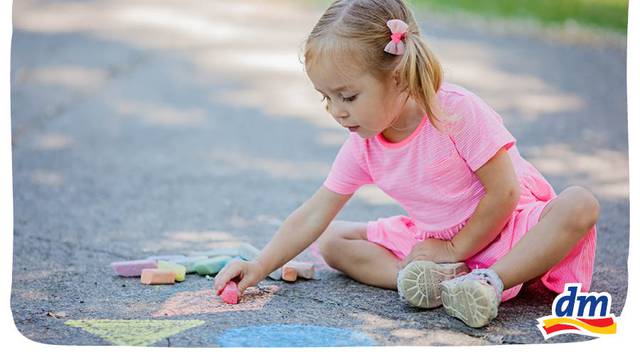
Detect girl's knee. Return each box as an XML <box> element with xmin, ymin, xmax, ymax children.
<box><xmin>317</xmin><ymin>235</ymin><xmax>340</xmax><ymax>261</ymax></box>
<box><xmin>317</xmin><ymin>221</ymin><xmax>368</xmax><ymax>269</ymax></box>
<box><xmin>564</xmin><ymin>186</ymin><xmax>600</xmax><ymax>230</ymax></box>
<box><xmin>316</xmin><ymin>222</ymin><xmax>348</xmax><ymax>265</ymax></box>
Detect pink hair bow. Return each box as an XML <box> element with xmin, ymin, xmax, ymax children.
<box><xmin>384</xmin><ymin>19</ymin><xmax>409</xmax><ymax>55</ymax></box>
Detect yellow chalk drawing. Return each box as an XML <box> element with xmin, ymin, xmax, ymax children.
<box><xmin>153</xmin><ymin>285</ymin><xmax>279</xmax><ymax>317</ymax></box>
<box><xmin>64</xmin><ymin>319</ymin><xmax>205</xmax><ymax>346</ymax></box>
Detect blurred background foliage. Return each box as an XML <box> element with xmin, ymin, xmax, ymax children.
<box><xmin>308</xmin><ymin>0</ymin><xmax>628</xmax><ymax>34</ymax></box>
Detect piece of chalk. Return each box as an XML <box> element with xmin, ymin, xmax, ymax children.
<box><xmin>140</xmin><ymin>269</ymin><xmax>176</xmax><ymax>285</ymax></box>
<box><xmin>146</xmin><ymin>254</ymin><xmax>187</xmax><ymax>262</ymax></box>
<box><xmin>220</xmin><ymin>281</ymin><xmax>238</xmax><ymax>304</ymax></box>
<box><xmin>173</xmin><ymin>256</ymin><xmax>208</xmax><ymax>274</ymax></box>
<box><xmin>111</xmin><ymin>259</ymin><xmax>157</xmax><ymax>277</ymax></box>
<box><xmin>285</xmin><ymin>261</ymin><xmax>315</xmax><ymax>280</ymax></box>
<box><xmin>282</xmin><ymin>267</ymin><xmax>298</xmax><ymax>282</ymax></box>
<box><xmin>194</xmin><ymin>256</ymin><xmax>232</xmax><ymax>276</ymax></box>
<box><xmin>156</xmin><ymin>261</ymin><xmax>187</xmax><ymax>282</ymax></box>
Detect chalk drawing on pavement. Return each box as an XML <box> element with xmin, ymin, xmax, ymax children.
<box><xmin>217</xmin><ymin>324</ymin><xmax>376</xmax><ymax>347</ymax></box>
<box><xmin>152</xmin><ymin>285</ymin><xmax>279</xmax><ymax>317</ymax></box>
<box><xmin>64</xmin><ymin>319</ymin><xmax>205</xmax><ymax>346</ymax></box>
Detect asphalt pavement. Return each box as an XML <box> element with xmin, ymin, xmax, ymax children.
<box><xmin>9</xmin><ymin>0</ymin><xmax>628</xmax><ymax>347</ymax></box>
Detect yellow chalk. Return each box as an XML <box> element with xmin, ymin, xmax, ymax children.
<box><xmin>157</xmin><ymin>261</ymin><xmax>187</xmax><ymax>282</ymax></box>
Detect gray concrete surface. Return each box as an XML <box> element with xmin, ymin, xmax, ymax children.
<box><xmin>10</xmin><ymin>0</ymin><xmax>628</xmax><ymax>346</ymax></box>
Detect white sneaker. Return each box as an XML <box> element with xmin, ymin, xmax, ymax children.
<box><xmin>397</xmin><ymin>260</ymin><xmax>469</xmax><ymax>308</ymax></box>
<box><xmin>440</xmin><ymin>268</ymin><xmax>504</xmax><ymax>328</ymax></box>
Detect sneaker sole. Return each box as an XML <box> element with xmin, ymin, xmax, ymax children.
<box><xmin>440</xmin><ymin>280</ymin><xmax>498</xmax><ymax>328</ymax></box>
<box><xmin>397</xmin><ymin>260</ymin><xmax>468</xmax><ymax>308</ymax></box>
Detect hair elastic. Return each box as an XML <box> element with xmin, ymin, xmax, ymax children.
<box><xmin>384</xmin><ymin>19</ymin><xmax>409</xmax><ymax>55</ymax></box>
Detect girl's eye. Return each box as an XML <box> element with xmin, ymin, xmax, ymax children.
<box><xmin>342</xmin><ymin>95</ymin><xmax>357</xmax><ymax>102</ymax></box>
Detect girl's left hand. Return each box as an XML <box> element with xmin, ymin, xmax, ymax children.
<box><xmin>398</xmin><ymin>238</ymin><xmax>457</xmax><ymax>269</ymax></box>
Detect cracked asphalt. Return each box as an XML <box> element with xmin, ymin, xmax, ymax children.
<box><xmin>9</xmin><ymin>0</ymin><xmax>628</xmax><ymax>347</ymax></box>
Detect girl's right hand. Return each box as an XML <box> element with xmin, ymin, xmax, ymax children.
<box><xmin>213</xmin><ymin>259</ymin><xmax>268</xmax><ymax>297</ymax></box>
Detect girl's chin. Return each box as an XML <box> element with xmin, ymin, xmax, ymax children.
<box><xmin>357</xmin><ymin>131</ymin><xmax>376</xmax><ymax>139</ymax></box>
<box><xmin>347</xmin><ymin>126</ymin><xmax>377</xmax><ymax>139</ymax></box>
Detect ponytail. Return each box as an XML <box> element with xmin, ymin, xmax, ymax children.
<box><xmin>396</xmin><ymin>34</ymin><xmax>452</xmax><ymax>130</ymax></box>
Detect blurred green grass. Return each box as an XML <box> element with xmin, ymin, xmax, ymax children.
<box><xmin>306</xmin><ymin>0</ymin><xmax>628</xmax><ymax>34</ymax></box>
<box><xmin>413</xmin><ymin>0</ymin><xmax>628</xmax><ymax>33</ymax></box>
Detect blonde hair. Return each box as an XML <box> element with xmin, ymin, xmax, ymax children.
<box><xmin>301</xmin><ymin>0</ymin><xmax>452</xmax><ymax>130</ymax></box>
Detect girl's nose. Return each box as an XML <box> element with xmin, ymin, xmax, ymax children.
<box><xmin>328</xmin><ymin>104</ymin><xmax>348</xmax><ymax>120</ymax></box>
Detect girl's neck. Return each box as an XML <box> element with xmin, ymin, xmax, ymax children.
<box><xmin>380</xmin><ymin>97</ymin><xmax>425</xmax><ymax>144</ymax></box>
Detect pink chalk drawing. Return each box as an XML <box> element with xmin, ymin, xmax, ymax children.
<box><xmin>152</xmin><ymin>285</ymin><xmax>279</xmax><ymax>317</ymax></box>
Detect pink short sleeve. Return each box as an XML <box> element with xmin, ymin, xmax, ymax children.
<box><xmin>446</xmin><ymin>92</ymin><xmax>516</xmax><ymax>172</ymax></box>
<box><xmin>323</xmin><ymin>134</ymin><xmax>373</xmax><ymax>195</ymax></box>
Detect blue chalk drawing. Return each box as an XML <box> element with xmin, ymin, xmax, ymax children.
<box><xmin>217</xmin><ymin>324</ymin><xmax>376</xmax><ymax>347</ymax></box>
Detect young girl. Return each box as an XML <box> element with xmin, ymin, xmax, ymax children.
<box><xmin>214</xmin><ymin>0</ymin><xmax>599</xmax><ymax>328</ymax></box>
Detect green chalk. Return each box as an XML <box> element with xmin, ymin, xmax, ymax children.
<box><xmin>157</xmin><ymin>261</ymin><xmax>187</xmax><ymax>282</ymax></box>
<box><xmin>173</xmin><ymin>256</ymin><xmax>208</xmax><ymax>274</ymax></box>
<box><xmin>193</xmin><ymin>256</ymin><xmax>232</xmax><ymax>276</ymax></box>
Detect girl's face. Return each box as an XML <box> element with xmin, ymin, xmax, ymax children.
<box><xmin>306</xmin><ymin>56</ymin><xmax>414</xmax><ymax>140</ymax></box>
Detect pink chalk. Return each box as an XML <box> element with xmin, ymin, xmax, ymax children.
<box><xmin>220</xmin><ymin>281</ymin><xmax>239</xmax><ymax>304</ymax></box>
<box><xmin>111</xmin><ymin>259</ymin><xmax>157</xmax><ymax>277</ymax></box>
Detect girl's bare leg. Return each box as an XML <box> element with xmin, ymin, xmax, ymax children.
<box><xmin>316</xmin><ymin>220</ymin><xmax>400</xmax><ymax>289</ymax></box>
<box><xmin>491</xmin><ymin>186</ymin><xmax>600</xmax><ymax>290</ymax></box>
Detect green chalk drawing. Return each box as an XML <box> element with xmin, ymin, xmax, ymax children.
<box><xmin>64</xmin><ymin>319</ymin><xmax>205</xmax><ymax>346</ymax></box>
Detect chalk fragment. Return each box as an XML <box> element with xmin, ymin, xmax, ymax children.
<box><xmin>194</xmin><ymin>256</ymin><xmax>232</xmax><ymax>276</ymax></box>
<box><xmin>173</xmin><ymin>256</ymin><xmax>208</xmax><ymax>274</ymax></box>
<box><xmin>285</xmin><ymin>261</ymin><xmax>315</xmax><ymax>280</ymax></box>
<box><xmin>140</xmin><ymin>269</ymin><xmax>176</xmax><ymax>285</ymax></box>
<box><xmin>282</xmin><ymin>267</ymin><xmax>298</xmax><ymax>282</ymax></box>
<box><xmin>220</xmin><ymin>281</ymin><xmax>239</xmax><ymax>304</ymax></box>
<box><xmin>157</xmin><ymin>261</ymin><xmax>187</xmax><ymax>282</ymax></box>
<box><xmin>267</xmin><ymin>268</ymin><xmax>282</xmax><ymax>281</ymax></box>
<box><xmin>111</xmin><ymin>259</ymin><xmax>157</xmax><ymax>277</ymax></box>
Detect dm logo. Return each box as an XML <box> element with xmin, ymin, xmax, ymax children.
<box><xmin>537</xmin><ymin>283</ymin><xmax>617</xmax><ymax>339</ymax></box>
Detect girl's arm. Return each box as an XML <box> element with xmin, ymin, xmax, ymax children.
<box><xmin>254</xmin><ymin>186</ymin><xmax>351</xmax><ymax>276</ymax></box>
<box><xmin>400</xmin><ymin>148</ymin><xmax>519</xmax><ymax>267</ymax></box>
<box><xmin>214</xmin><ymin>186</ymin><xmax>351</xmax><ymax>294</ymax></box>
<box><xmin>447</xmin><ymin>148</ymin><xmax>520</xmax><ymax>261</ymax></box>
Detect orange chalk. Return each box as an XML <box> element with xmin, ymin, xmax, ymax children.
<box><xmin>282</xmin><ymin>267</ymin><xmax>298</xmax><ymax>282</ymax></box>
<box><xmin>285</xmin><ymin>261</ymin><xmax>315</xmax><ymax>280</ymax></box>
<box><xmin>140</xmin><ymin>269</ymin><xmax>176</xmax><ymax>285</ymax></box>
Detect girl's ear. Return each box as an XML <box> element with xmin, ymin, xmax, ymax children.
<box><xmin>393</xmin><ymin>69</ymin><xmax>401</xmax><ymax>87</ymax></box>
<box><xmin>392</xmin><ymin>68</ymin><xmax>409</xmax><ymax>94</ymax></box>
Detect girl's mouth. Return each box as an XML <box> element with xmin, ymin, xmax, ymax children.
<box><xmin>347</xmin><ymin>126</ymin><xmax>360</xmax><ymax>132</ymax></box>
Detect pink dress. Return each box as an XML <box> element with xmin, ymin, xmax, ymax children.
<box><xmin>323</xmin><ymin>82</ymin><xmax>596</xmax><ymax>302</ymax></box>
